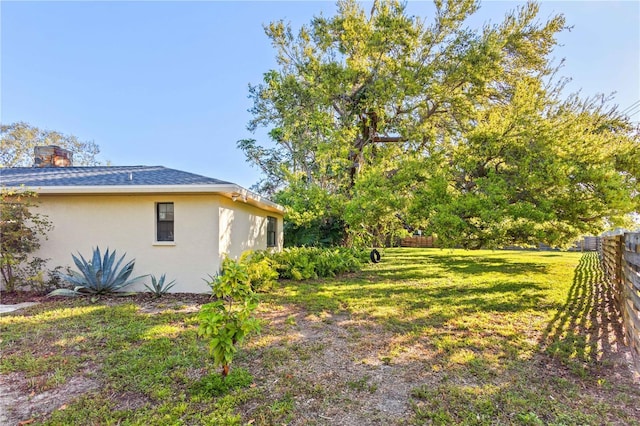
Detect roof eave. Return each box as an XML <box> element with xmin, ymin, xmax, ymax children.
<box><xmin>6</xmin><ymin>184</ymin><xmax>285</xmax><ymax>214</ymax></box>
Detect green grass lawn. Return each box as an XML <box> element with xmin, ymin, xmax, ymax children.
<box><xmin>1</xmin><ymin>249</ymin><xmax>638</xmax><ymax>425</ymax></box>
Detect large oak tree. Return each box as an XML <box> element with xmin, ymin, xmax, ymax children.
<box><xmin>240</xmin><ymin>0</ymin><xmax>639</xmax><ymax>248</ymax></box>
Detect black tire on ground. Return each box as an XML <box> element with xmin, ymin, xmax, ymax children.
<box><xmin>370</xmin><ymin>249</ymin><xmax>381</xmax><ymax>263</ymax></box>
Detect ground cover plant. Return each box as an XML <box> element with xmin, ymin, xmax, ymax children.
<box><xmin>1</xmin><ymin>249</ymin><xmax>639</xmax><ymax>425</ymax></box>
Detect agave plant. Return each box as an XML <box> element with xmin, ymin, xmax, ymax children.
<box><xmin>48</xmin><ymin>247</ymin><xmax>145</xmax><ymax>296</ymax></box>
<box><xmin>144</xmin><ymin>274</ymin><xmax>176</xmax><ymax>296</ymax></box>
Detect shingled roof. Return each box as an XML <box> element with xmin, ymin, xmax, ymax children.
<box><xmin>0</xmin><ymin>165</ymin><xmax>284</xmax><ymax>213</ymax></box>
<box><xmin>0</xmin><ymin>166</ymin><xmax>233</xmax><ymax>187</ymax></box>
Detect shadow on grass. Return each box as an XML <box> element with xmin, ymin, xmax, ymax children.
<box><xmin>541</xmin><ymin>252</ymin><xmax>625</xmax><ymax>367</ymax></box>
<box><xmin>372</xmin><ymin>250</ymin><xmax>548</xmax><ymax>282</ymax></box>
<box><xmin>423</xmin><ymin>255</ymin><xmax>549</xmax><ymax>276</ymax></box>
<box><xmin>269</xmin><ymin>253</ymin><xmax>550</xmax><ymax>333</ymax></box>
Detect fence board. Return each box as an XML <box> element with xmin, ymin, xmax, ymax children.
<box><xmin>624</xmin><ymin>282</ymin><xmax>640</xmax><ymax>318</ymax></box>
<box><xmin>624</xmin><ymin>251</ymin><xmax>640</xmax><ymax>266</ymax></box>
<box><xmin>600</xmin><ymin>232</ymin><xmax>640</xmax><ymax>373</ymax></box>
<box><xmin>628</xmin><ymin>269</ymin><xmax>640</xmax><ymax>291</ymax></box>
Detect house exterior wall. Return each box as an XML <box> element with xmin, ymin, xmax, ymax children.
<box><xmin>218</xmin><ymin>196</ymin><xmax>284</xmax><ymax>260</ymax></box>
<box><xmin>32</xmin><ymin>193</ymin><xmax>283</xmax><ymax>293</ymax></box>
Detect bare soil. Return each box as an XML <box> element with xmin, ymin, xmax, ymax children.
<box><xmin>0</xmin><ymin>291</ymin><xmax>53</xmax><ymax>305</ymax></box>
<box><xmin>242</xmin><ymin>305</ymin><xmax>430</xmax><ymax>424</ymax></box>
<box><xmin>0</xmin><ymin>373</ymin><xmax>100</xmax><ymax>425</ymax></box>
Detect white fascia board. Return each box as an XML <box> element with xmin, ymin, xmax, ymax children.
<box><xmin>16</xmin><ymin>184</ymin><xmax>285</xmax><ymax>214</ymax></box>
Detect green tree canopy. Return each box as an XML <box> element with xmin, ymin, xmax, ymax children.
<box><xmin>1</xmin><ymin>122</ymin><xmax>103</xmax><ymax>167</ymax></box>
<box><xmin>240</xmin><ymin>0</ymin><xmax>639</xmax><ymax>248</ymax></box>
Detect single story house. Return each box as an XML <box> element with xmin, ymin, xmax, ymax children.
<box><xmin>1</xmin><ymin>155</ymin><xmax>284</xmax><ymax>293</ymax></box>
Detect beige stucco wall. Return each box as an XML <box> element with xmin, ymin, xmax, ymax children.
<box><xmin>32</xmin><ymin>193</ymin><xmax>283</xmax><ymax>293</ymax></box>
<box><xmin>218</xmin><ymin>196</ymin><xmax>284</xmax><ymax>260</ymax></box>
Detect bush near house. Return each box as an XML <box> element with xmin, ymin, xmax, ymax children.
<box><xmin>272</xmin><ymin>247</ymin><xmax>367</xmax><ymax>280</ymax></box>
<box><xmin>0</xmin><ymin>188</ymin><xmax>53</xmax><ymax>293</ymax></box>
<box><xmin>239</xmin><ymin>251</ymin><xmax>279</xmax><ymax>292</ymax></box>
<box><xmin>239</xmin><ymin>247</ymin><xmax>369</xmax><ymax>287</ymax></box>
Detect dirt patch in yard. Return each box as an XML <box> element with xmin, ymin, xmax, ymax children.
<box><xmin>236</xmin><ymin>302</ymin><xmax>640</xmax><ymax>425</ymax></box>
<box><xmin>0</xmin><ymin>373</ymin><xmax>100</xmax><ymax>425</ymax></box>
<box><xmin>238</xmin><ymin>306</ymin><xmax>448</xmax><ymax>425</ymax></box>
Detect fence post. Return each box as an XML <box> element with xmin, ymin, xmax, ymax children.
<box><xmin>617</xmin><ymin>235</ymin><xmax>624</xmax><ymax>288</ymax></box>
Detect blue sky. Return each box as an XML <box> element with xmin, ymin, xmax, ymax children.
<box><xmin>2</xmin><ymin>1</ymin><xmax>639</xmax><ymax>190</ymax></box>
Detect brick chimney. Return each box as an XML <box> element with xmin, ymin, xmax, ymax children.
<box><xmin>33</xmin><ymin>146</ymin><xmax>73</xmax><ymax>167</ymax></box>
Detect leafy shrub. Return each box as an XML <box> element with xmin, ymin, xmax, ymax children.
<box><xmin>272</xmin><ymin>248</ymin><xmax>318</xmax><ymax>280</ymax></box>
<box><xmin>144</xmin><ymin>274</ymin><xmax>176</xmax><ymax>296</ymax></box>
<box><xmin>0</xmin><ymin>189</ymin><xmax>53</xmax><ymax>292</ymax></box>
<box><xmin>48</xmin><ymin>247</ymin><xmax>145</xmax><ymax>296</ymax></box>
<box><xmin>267</xmin><ymin>247</ymin><xmax>367</xmax><ymax>281</ymax></box>
<box><xmin>24</xmin><ymin>264</ymin><xmax>66</xmax><ymax>295</ymax></box>
<box><xmin>239</xmin><ymin>251</ymin><xmax>279</xmax><ymax>292</ymax></box>
<box><xmin>199</xmin><ymin>257</ymin><xmax>260</xmax><ymax>377</ymax></box>
<box><xmin>281</xmin><ymin>216</ymin><xmax>347</xmax><ymax>247</ymax></box>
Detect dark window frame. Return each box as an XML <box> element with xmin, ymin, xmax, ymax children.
<box><xmin>267</xmin><ymin>216</ymin><xmax>277</xmax><ymax>248</ymax></box>
<box><xmin>156</xmin><ymin>202</ymin><xmax>174</xmax><ymax>242</ymax></box>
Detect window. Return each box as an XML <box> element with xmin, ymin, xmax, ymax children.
<box><xmin>267</xmin><ymin>216</ymin><xmax>277</xmax><ymax>248</ymax></box>
<box><xmin>156</xmin><ymin>203</ymin><xmax>174</xmax><ymax>241</ymax></box>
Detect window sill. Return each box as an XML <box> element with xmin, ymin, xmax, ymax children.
<box><xmin>153</xmin><ymin>241</ymin><xmax>176</xmax><ymax>246</ymax></box>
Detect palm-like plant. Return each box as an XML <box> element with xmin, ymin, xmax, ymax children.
<box><xmin>48</xmin><ymin>247</ymin><xmax>145</xmax><ymax>296</ymax></box>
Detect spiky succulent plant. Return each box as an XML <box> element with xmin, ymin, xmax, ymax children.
<box><xmin>48</xmin><ymin>247</ymin><xmax>145</xmax><ymax>296</ymax></box>
<box><xmin>144</xmin><ymin>274</ymin><xmax>176</xmax><ymax>296</ymax></box>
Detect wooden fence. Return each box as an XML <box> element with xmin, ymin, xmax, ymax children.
<box><xmin>599</xmin><ymin>233</ymin><xmax>640</xmax><ymax>372</ymax></box>
<box><xmin>573</xmin><ymin>236</ymin><xmax>599</xmax><ymax>251</ymax></box>
<box><xmin>400</xmin><ymin>235</ymin><xmax>437</xmax><ymax>248</ymax></box>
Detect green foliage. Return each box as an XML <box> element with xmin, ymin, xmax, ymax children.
<box><xmin>144</xmin><ymin>273</ymin><xmax>177</xmax><ymax>296</ymax></box>
<box><xmin>239</xmin><ymin>251</ymin><xmax>279</xmax><ymax>292</ymax></box>
<box><xmin>272</xmin><ymin>178</ymin><xmax>347</xmax><ymax>247</ymax></box>
<box><xmin>273</xmin><ymin>248</ymin><xmax>318</xmax><ymax>280</ymax></box>
<box><xmin>269</xmin><ymin>247</ymin><xmax>366</xmax><ymax>280</ymax></box>
<box><xmin>406</xmin><ymin>89</ymin><xmax>640</xmax><ymax>249</ymax></box>
<box><xmin>0</xmin><ymin>188</ymin><xmax>53</xmax><ymax>292</ymax></box>
<box><xmin>240</xmin><ymin>0</ymin><xmax>639</xmax><ymax>248</ymax></box>
<box><xmin>198</xmin><ymin>257</ymin><xmax>260</xmax><ymax>377</ymax></box>
<box><xmin>281</xmin><ymin>216</ymin><xmax>347</xmax><ymax>248</ymax></box>
<box><xmin>23</xmin><ymin>263</ymin><xmax>66</xmax><ymax>295</ymax></box>
<box><xmin>48</xmin><ymin>247</ymin><xmax>145</xmax><ymax>296</ymax></box>
<box><xmin>1</xmin><ymin>121</ymin><xmax>103</xmax><ymax>167</ymax></box>
<box><xmin>233</xmin><ymin>247</ymin><xmax>366</xmax><ymax>287</ymax></box>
